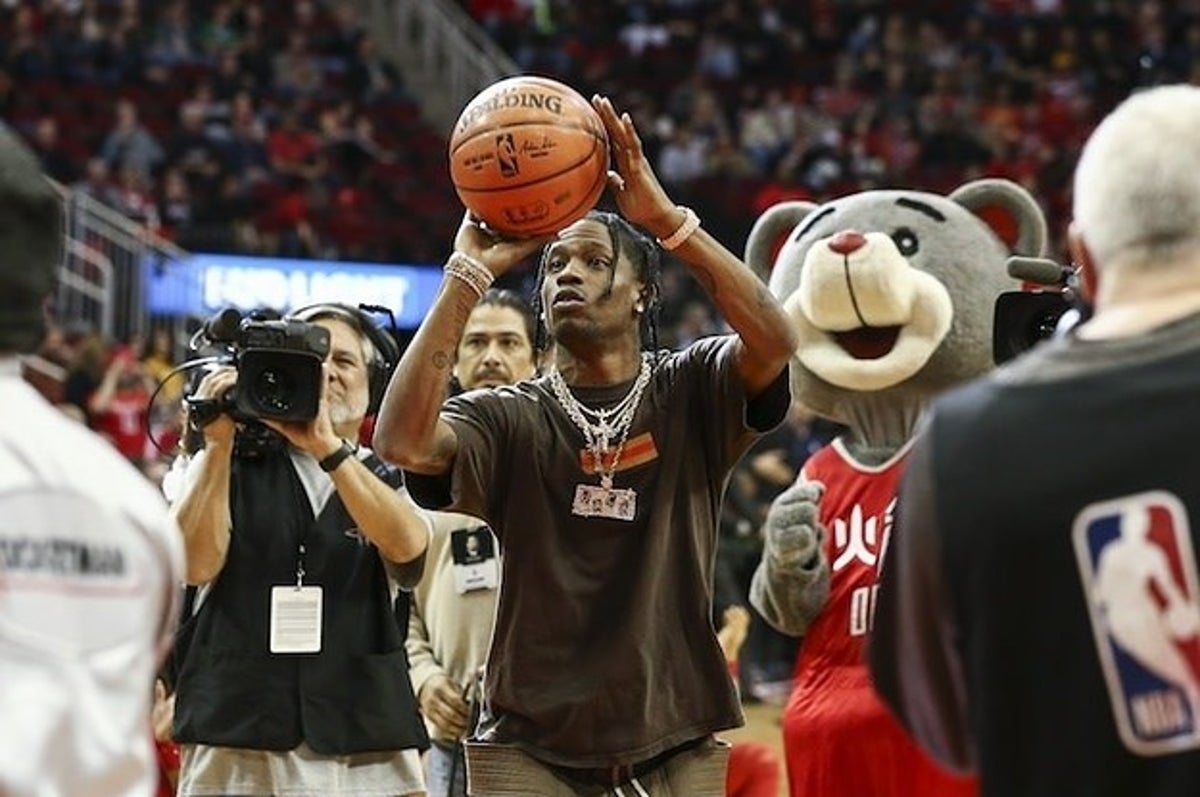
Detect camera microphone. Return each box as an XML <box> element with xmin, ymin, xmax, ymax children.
<box><xmin>1006</xmin><ymin>256</ymin><xmax>1071</xmax><ymax>287</ymax></box>
<box><xmin>994</xmin><ymin>255</ymin><xmax>1093</xmax><ymax>365</ymax></box>
<box><xmin>204</xmin><ymin>307</ymin><xmax>243</xmax><ymax>342</ymax></box>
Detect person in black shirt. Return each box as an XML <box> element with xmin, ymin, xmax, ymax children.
<box><xmin>375</xmin><ymin>94</ymin><xmax>795</xmax><ymax>796</ymax></box>
<box><xmin>870</xmin><ymin>84</ymin><xmax>1200</xmax><ymax>797</ymax></box>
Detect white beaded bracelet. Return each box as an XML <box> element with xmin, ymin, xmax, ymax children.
<box><xmin>444</xmin><ymin>252</ymin><xmax>495</xmax><ymax>298</ymax></box>
<box><xmin>657</xmin><ymin>206</ymin><xmax>701</xmax><ymax>251</ymax></box>
<box><xmin>444</xmin><ymin>266</ymin><xmax>485</xmax><ymax>298</ymax></box>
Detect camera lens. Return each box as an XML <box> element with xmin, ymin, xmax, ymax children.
<box><xmin>253</xmin><ymin>368</ymin><xmax>294</xmax><ymax>413</ymax></box>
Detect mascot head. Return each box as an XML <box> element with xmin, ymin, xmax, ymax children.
<box><xmin>745</xmin><ymin>179</ymin><xmax>1047</xmax><ymax>445</ymax></box>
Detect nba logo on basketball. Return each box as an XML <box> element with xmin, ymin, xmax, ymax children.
<box><xmin>495</xmin><ymin>133</ymin><xmax>519</xmax><ymax>177</ymax></box>
<box><xmin>1074</xmin><ymin>491</ymin><xmax>1200</xmax><ymax>755</ymax></box>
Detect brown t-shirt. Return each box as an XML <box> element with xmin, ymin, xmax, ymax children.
<box><xmin>408</xmin><ymin>335</ymin><xmax>790</xmax><ymax>768</ymax></box>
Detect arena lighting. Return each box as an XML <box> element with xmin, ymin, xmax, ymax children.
<box><xmin>142</xmin><ymin>253</ymin><xmax>444</xmax><ymax>325</ymax></box>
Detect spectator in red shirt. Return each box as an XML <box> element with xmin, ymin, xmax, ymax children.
<box><xmin>88</xmin><ymin>344</ymin><xmax>154</xmax><ymax>465</ymax></box>
<box><xmin>266</xmin><ymin>107</ymin><xmax>325</xmax><ymax>182</ymax></box>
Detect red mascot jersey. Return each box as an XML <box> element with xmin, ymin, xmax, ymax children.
<box><xmin>782</xmin><ymin>439</ymin><xmax>976</xmax><ymax>797</ymax></box>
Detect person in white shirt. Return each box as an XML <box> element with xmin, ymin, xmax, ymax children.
<box><xmin>0</xmin><ymin>120</ymin><xmax>186</xmax><ymax>797</ymax></box>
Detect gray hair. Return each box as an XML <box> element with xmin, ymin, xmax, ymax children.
<box><xmin>1074</xmin><ymin>84</ymin><xmax>1200</xmax><ymax>271</ymax></box>
<box><xmin>291</xmin><ymin>304</ymin><xmax>378</xmax><ymax>368</ymax></box>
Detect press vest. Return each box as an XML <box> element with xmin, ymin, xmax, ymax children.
<box><xmin>172</xmin><ymin>450</ymin><xmax>428</xmax><ymax>755</ymax></box>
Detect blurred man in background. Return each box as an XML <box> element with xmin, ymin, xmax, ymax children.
<box><xmin>871</xmin><ymin>84</ymin><xmax>1200</xmax><ymax>797</ymax></box>
<box><xmin>0</xmin><ymin>120</ymin><xmax>186</xmax><ymax>796</ymax></box>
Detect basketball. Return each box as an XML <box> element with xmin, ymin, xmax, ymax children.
<box><xmin>449</xmin><ymin>75</ymin><xmax>610</xmax><ymax>237</ymax></box>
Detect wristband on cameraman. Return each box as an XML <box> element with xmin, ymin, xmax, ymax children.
<box><xmin>319</xmin><ymin>438</ymin><xmax>357</xmax><ymax>473</ymax></box>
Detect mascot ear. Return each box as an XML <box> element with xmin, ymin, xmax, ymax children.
<box><xmin>744</xmin><ymin>200</ymin><xmax>821</xmax><ymax>281</ymax></box>
<box><xmin>948</xmin><ymin>178</ymin><xmax>1047</xmax><ymax>257</ymax></box>
<box><xmin>950</xmin><ymin>178</ymin><xmax>1046</xmax><ymax>256</ymax></box>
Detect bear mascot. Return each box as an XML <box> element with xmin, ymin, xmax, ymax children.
<box><xmin>746</xmin><ymin>179</ymin><xmax>1047</xmax><ymax>797</ymax></box>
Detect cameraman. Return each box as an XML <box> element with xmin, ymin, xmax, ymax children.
<box><xmin>170</xmin><ymin>304</ymin><xmax>431</xmax><ymax>797</ymax></box>
<box><xmin>870</xmin><ymin>85</ymin><xmax>1200</xmax><ymax>796</ymax></box>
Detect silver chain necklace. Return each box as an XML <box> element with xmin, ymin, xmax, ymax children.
<box><xmin>568</xmin><ymin>380</ymin><xmax>643</xmax><ymax>444</ymax></box>
<box><xmin>548</xmin><ymin>354</ymin><xmax>652</xmax><ymax>489</ymax></box>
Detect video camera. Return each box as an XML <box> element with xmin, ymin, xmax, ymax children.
<box><xmin>185</xmin><ymin>307</ymin><xmax>331</xmax><ymax>427</ymax></box>
<box><xmin>992</xmin><ymin>256</ymin><xmax>1092</xmax><ymax>365</ymax></box>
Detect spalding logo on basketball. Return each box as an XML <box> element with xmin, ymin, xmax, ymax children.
<box><xmin>449</xmin><ymin>75</ymin><xmax>609</xmax><ymax>237</ymax></box>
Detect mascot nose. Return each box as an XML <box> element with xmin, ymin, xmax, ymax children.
<box><xmin>827</xmin><ymin>230</ymin><xmax>867</xmax><ymax>256</ymax></box>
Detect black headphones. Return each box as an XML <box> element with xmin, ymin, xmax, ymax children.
<box><xmin>287</xmin><ymin>302</ymin><xmax>400</xmax><ymax>414</ymax></box>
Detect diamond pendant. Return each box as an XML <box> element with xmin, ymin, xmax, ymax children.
<box><xmin>601</xmin><ymin>473</ymin><xmax>614</xmax><ymax>490</ymax></box>
<box><xmin>571</xmin><ymin>483</ymin><xmax>637</xmax><ymax>521</ymax></box>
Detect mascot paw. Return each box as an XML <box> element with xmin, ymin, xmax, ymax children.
<box><xmin>764</xmin><ymin>479</ymin><xmax>826</xmax><ymax>571</ymax></box>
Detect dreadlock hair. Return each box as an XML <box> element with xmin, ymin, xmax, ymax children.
<box><xmin>530</xmin><ymin>209</ymin><xmax>663</xmax><ymax>359</ymax></box>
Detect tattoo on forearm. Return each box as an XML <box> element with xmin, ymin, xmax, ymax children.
<box><xmin>432</xmin><ymin>351</ymin><xmax>451</xmax><ymax>370</ymax></box>
<box><xmin>451</xmin><ymin>286</ymin><xmax>481</xmax><ymax>316</ymax></box>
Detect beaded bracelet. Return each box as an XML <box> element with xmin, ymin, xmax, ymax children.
<box><xmin>657</xmin><ymin>206</ymin><xmax>701</xmax><ymax>251</ymax></box>
<box><xmin>444</xmin><ymin>263</ymin><xmax>487</xmax><ymax>298</ymax></box>
<box><xmin>447</xmin><ymin>251</ymin><xmax>494</xmax><ymax>290</ymax></box>
<box><xmin>444</xmin><ymin>251</ymin><xmax>495</xmax><ymax>298</ymax></box>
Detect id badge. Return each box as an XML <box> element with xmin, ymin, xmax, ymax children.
<box><xmin>451</xmin><ymin>528</ymin><xmax>499</xmax><ymax>594</ymax></box>
<box><xmin>269</xmin><ymin>585</ymin><xmax>323</xmax><ymax>654</ymax></box>
<box><xmin>572</xmin><ymin>484</ymin><xmax>637</xmax><ymax>521</ymax></box>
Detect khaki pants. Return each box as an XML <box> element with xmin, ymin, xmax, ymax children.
<box><xmin>464</xmin><ymin>738</ymin><xmax>730</xmax><ymax>797</ymax></box>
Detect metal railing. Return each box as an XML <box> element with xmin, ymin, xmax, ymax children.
<box><xmin>353</xmin><ymin>0</ymin><xmax>519</xmax><ymax>134</ymax></box>
<box><xmin>55</xmin><ymin>186</ymin><xmax>191</xmax><ymax>344</ymax></box>
<box><xmin>54</xmin><ymin>0</ymin><xmax>519</xmax><ymax>341</ymax></box>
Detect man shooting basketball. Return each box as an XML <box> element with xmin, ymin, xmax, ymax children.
<box><xmin>374</xmin><ymin>94</ymin><xmax>796</xmax><ymax>796</ymax></box>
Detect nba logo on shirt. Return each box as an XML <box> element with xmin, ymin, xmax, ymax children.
<box><xmin>1073</xmin><ymin>491</ymin><xmax>1200</xmax><ymax>755</ymax></box>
